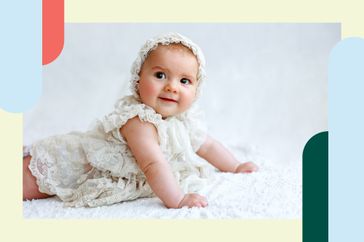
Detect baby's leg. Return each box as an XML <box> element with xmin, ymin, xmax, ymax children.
<box><xmin>23</xmin><ymin>155</ymin><xmax>54</xmax><ymax>200</ymax></box>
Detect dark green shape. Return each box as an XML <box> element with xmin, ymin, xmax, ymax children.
<box><xmin>303</xmin><ymin>131</ymin><xmax>328</xmax><ymax>242</ymax></box>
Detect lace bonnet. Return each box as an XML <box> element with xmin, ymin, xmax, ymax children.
<box><xmin>130</xmin><ymin>32</ymin><xmax>206</xmax><ymax>99</ymax></box>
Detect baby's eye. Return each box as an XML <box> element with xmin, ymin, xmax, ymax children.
<box><xmin>180</xmin><ymin>78</ymin><xmax>191</xmax><ymax>85</ymax></box>
<box><xmin>154</xmin><ymin>72</ymin><xmax>166</xmax><ymax>79</ymax></box>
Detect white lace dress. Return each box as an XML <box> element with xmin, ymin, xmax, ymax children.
<box><xmin>28</xmin><ymin>96</ymin><xmax>211</xmax><ymax>207</ymax></box>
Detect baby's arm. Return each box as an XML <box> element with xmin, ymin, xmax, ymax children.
<box><xmin>197</xmin><ymin>136</ymin><xmax>258</xmax><ymax>173</ymax></box>
<box><xmin>121</xmin><ymin>117</ymin><xmax>207</xmax><ymax>208</ymax></box>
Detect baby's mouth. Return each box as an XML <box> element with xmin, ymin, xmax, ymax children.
<box><xmin>159</xmin><ymin>97</ymin><xmax>178</xmax><ymax>103</ymax></box>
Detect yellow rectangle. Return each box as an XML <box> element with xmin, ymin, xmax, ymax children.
<box><xmin>65</xmin><ymin>0</ymin><xmax>363</xmax><ymax>36</ymax></box>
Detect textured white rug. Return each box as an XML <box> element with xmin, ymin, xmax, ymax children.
<box><xmin>23</xmin><ymin>147</ymin><xmax>302</xmax><ymax>219</ymax></box>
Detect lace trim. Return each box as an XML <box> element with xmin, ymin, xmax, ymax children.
<box><xmin>101</xmin><ymin>96</ymin><xmax>163</xmax><ymax>134</ymax></box>
<box><xmin>100</xmin><ymin>96</ymin><xmax>169</xmax><ymax>152</ymax></box>
<box><xmin>28</xmin><ymin>133</ymin><xmax>92</xmax><ymax>196</ymax></box>
<box><xmin>28</xmin><ymin>148</ymin><xmax>54</xmax><ymax>195</ymax></box>
<box><xmin>63</xmin><ymin>171</ymin><xmax>154</xmax><ymax>207</ymax></box>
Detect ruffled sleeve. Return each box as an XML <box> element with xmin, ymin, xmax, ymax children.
<box><xmin>101</xmin><ymin>96</ymin><xmax>163</xmax><ymax>142</ymax></box>
<box><xmin>80</xmin><ymin>95</ymin><xmax>164</xmax><ymax>177</ymax></box>
<box><xmin>179</xmin><ymin>105</ymin><xmax>208</xmax><ymax>152</ymax></box>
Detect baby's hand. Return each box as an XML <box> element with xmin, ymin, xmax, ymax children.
<box><xmin>178</xmin><ymin>193</ymin><xmax>208</xmax><ymax>208</ymax></box>
<box><xmin>235</xmin><ymin>162</ymin><xmax>258</xmax><ymax>173</ymax></box>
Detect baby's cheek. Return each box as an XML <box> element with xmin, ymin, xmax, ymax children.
<box><xmin>181</xmin><ymin>92</ymin><xmax>196</xmax><ymax>110</ymax></box>
<box><xmin>140</xmin><ymin>82</ymin><xmax>158</xmax><ymax>98</ymax></box>
<box><xmin>188</xmin><ymin>90</ymin><xmax>197</xmax><ymax>103</ymax></box>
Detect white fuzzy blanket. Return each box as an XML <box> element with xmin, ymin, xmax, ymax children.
<box><xmin>23</xmin><ymin>147</ymin><xmax>301</xmax><ymax>219</ymax></box>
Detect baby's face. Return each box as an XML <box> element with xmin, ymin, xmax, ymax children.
<box><xmin>138</xmin><ymin>45</ymin><xmax>199</xmax><ymax>118</ymax></box>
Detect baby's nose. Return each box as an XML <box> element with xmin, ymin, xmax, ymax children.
<box><xmin>164</xmin><ymin>82</ymin><xmax>178</xmax><ymax>93</ymax></box>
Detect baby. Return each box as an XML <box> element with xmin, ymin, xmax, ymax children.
<box><xmin>23</xmin><ymin>33</ymin><xmax>258</xmax><ymax>208</ymax></box>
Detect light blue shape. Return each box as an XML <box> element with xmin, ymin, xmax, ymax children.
<box><xmin>329</xmin><ymin>37</ymin><xmax>364</xmax><ymax>241</ymax></box>
<box><xmin>0</xmin><ymin>1</ymin><xmax>42</xmax><ymax>113</ymax></box>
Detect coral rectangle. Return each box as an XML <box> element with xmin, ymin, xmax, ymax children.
<box><xmin>42</xmin><ymin>0</ymin><xmax>64</xmax><ymax>65</ymax></box>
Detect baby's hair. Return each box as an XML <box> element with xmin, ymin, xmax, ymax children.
<box><xmin>163</xmin><ymin>43</ymin><xmax>194</xmax><ymax>53</ymax></box>
<box><xmin>146</xmin><ymin>43</ymin><xmax>195</xmax><ymax>60</ymax></box>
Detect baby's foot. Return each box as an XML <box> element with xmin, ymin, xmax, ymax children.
<box><xmin>235</xmin><ymin>162</ymin><xmax>258</xmax><ymax>173</ymax></box>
